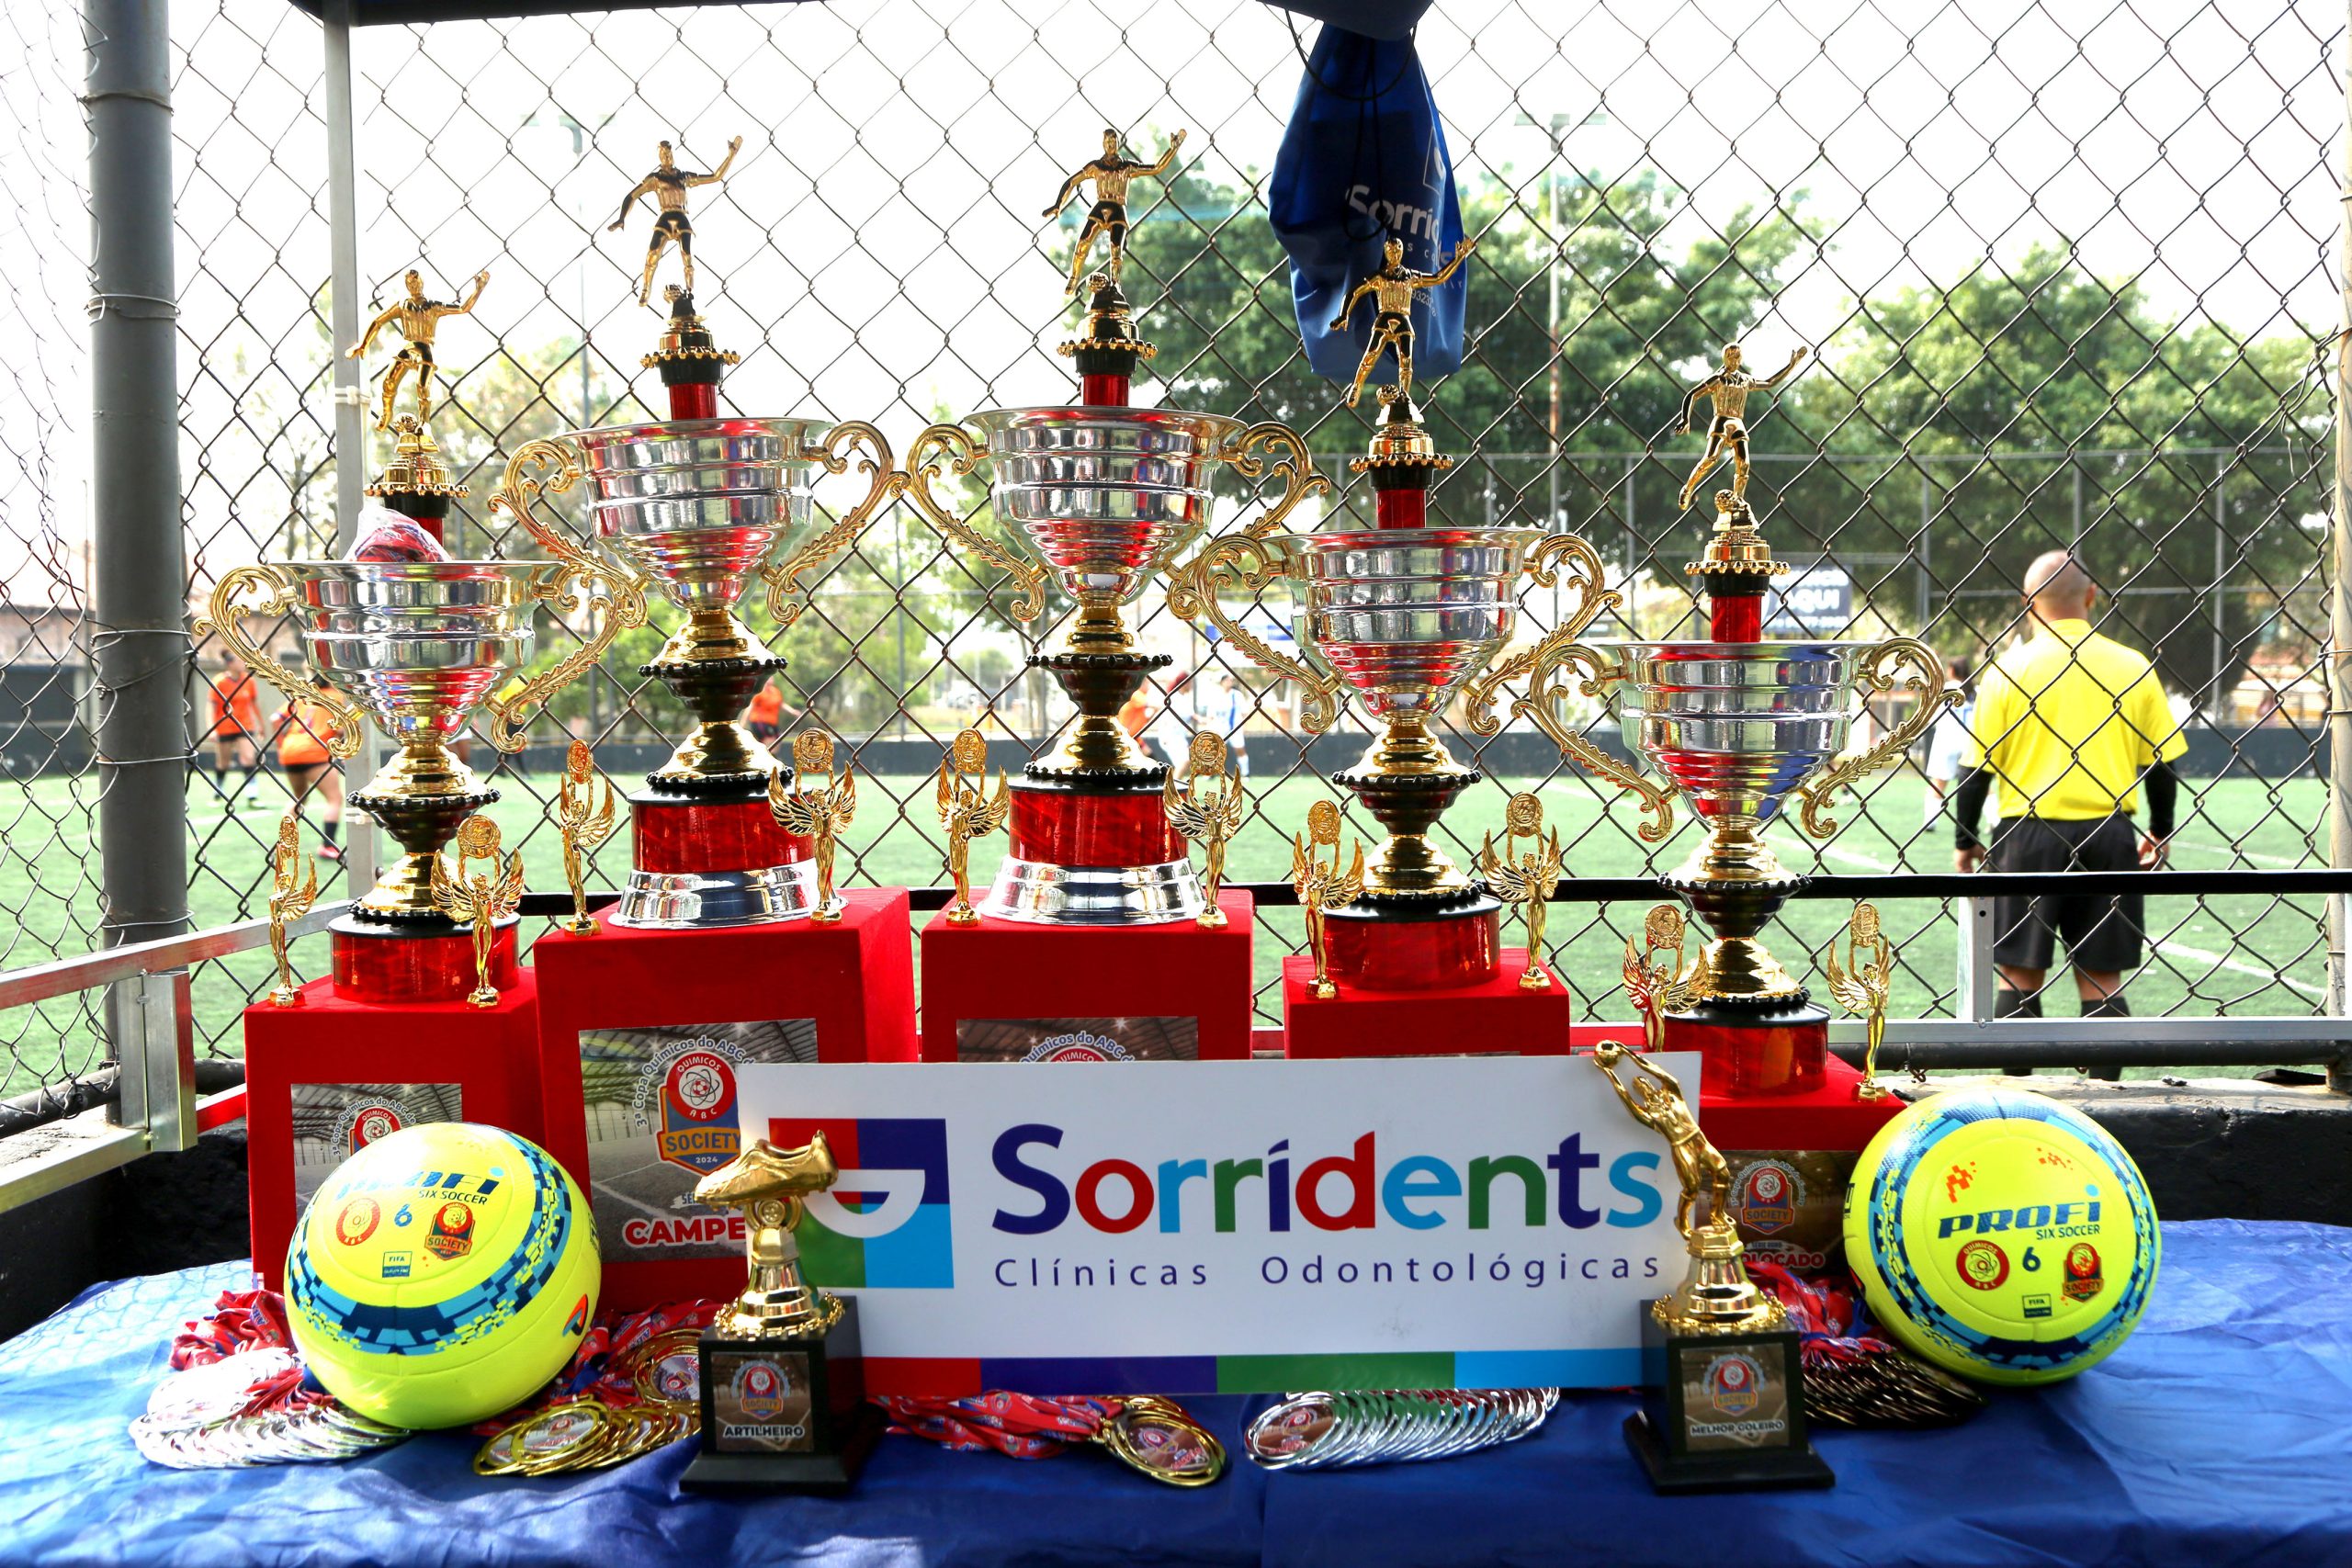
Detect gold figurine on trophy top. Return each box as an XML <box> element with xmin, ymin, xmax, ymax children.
<box><xmin>695</xmin><ymin>1132</ymin><xmax>846</xmax><ymax>1341</ymax></box>
<box><xmin>610</xmin><ymin>136</ymin><xmax>743</xmax><ymax>306</ymax></box>
<box><xmin>1290</xmin><ymin>799</ymin><xmax>1365</xmax><ymax>1000</ymax></box>
<box><xmin>1478</xmin><ymin>792</ymin><xmax>1563</xmax><ymax>992</ymax></box>
<box><xmin>772</xmin><ymin>729</ymin><xmax>858</xmax><ymax>924</ymax></box>
<box><xmin>1673</xmin><ymin>342</ymin><xmax>1808</xmax><ymax>513</ymax></box>
<box><xmin>1592</xmin><ymin>1042</ymin><xmax>1785</xmax><ymax>1336</ymax></box>
<box><xmin>266</xmin><ymin>810</ymin><xmax>316</xmax><ymax>1009</ymax></box>
<box><xmin>553</xmin><ymin>740</ymin><xmax>616</xmax><ymax>936</ymax></box>
<box><xmin>1824</xmin><ymin>901</ymin><xmax>1897</xmax><ymax>1101</ymax></box>
<box><xmin>1622</xmin><ymin>903</ymin><xmax>1711</xmax><ymax>1053</ymax></box>
<box><xmin>1162</xmin><ymin>730</ymin><xmax>1247</xmax><ymax>930</ymax></box>
<box><xmin>429</xmin><ymin>815</ymin><xmax>525</xmax><ymax>1009</ymax></box>
<box><xmin>1042</xmin><ymin>127</ymin><xmax>1186</xmax><ymax>296</ymax></box>
<box><xmin>346</xmin><ymin>267</ymin><xmax>489</xmax><ymax>432</ymax></box>
<box><xmin>937</xmin><ymin>728</ymin><xmax>1010</xmax><ymax>927</ymax></box>
<box><xmin>1329</xmin><ymin>235</ymin><xmax>1475</xmax><ymax>408</ymax></box>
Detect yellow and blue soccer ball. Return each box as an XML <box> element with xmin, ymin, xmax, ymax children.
<box><xmin>286</xmin><ymin>1122</ymin><xmax>598</xmax><ymax>1428</ymax></box>
<box><xmin>1846</xmin><ymin>1089</ymin><xmax>2158</xmax><ymax>1386</ymax></box>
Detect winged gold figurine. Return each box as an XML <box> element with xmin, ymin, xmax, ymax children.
<box><xmin>553</xmin><ymin>740</ymin><xmax>616</xmax><ymax>936</ymax></box>
<box><xmin>1478</xmin><ymin>791</ymin><xmax>1564</xmax><ymax>991</ymax></box>
<box><xmin>1163</xmin><ymin>730</ymin><xmax>1247</xmax><ymax>930</ymax></box>
<box><xmin>1622</xmin><ymin>903</ymin><xmax>1711</xmax><ymax>1053</ymax></box>
<box><xmin>1290</xmin><ymin>799</ymin><xmax>1365</xmax><ymax>999</ymax></box>
<box><xmin>937</xmin><ymin>728</ymin><xmax>1010</xmax><ymax>926</ymax></box>
<box><xmin>266</xmin><ymin>810</ymin><xmax>317</xmax><ymax>1008</ymax></box>
<box><xmin>429</xmin><ymin>814</ymin><xmax>526</xmax><ymax>1009</ymax></box>
<box><xmin>772</xmin><ymin>728</ymin><xmax>858</xmax><ymax>923</ymax></box>
<box><xmin>1824</xmin><ymin>901</ymin><xmax>1896</xmax><ymax>1101</ymax></box>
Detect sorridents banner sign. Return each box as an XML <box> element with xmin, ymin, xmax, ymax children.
<box><xmin>736</xmin><ymin>1055</ymin><xmax>1693</xmax><ymax>1396</ymax></box>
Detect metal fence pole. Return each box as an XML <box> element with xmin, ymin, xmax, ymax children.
<box><xmin>85</xmin><ymin>0</ymin><xmax>192</xmax><ymax>1148</ymax></box>
<box><xmin>85</xmin><ymin>0</ymin><xmax>187</xmax><ymax>951</ymax></box>
<box><xmin>322</xmin><ymin>0</ymin><xmax>378</xmax><ymax>898</ymax></box>
<box><xmin>2332</xmin><ymin>6</ymin><xmax>2352</xmax><ymax>1018</ymax></box>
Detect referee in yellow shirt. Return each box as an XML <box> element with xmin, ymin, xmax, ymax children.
<box><xmin>1951</xmin><ymin>553</ymin><xmax>2185</xmax><ymax>1065</ymax></box>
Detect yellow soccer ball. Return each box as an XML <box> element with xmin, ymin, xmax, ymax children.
<box><xmin>1845</xmin><ymin>1089</ymin><xmax>2158</xmax><ymax>1386</ymax></box>
<box><xmin>286</xmin><ymin>1122</ymin><xmax>599</xmax><ymax>1428</ymax></box>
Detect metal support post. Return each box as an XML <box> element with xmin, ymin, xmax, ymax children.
<box><xmin>1955</xmin><ymin>892</ymin><xmax>1998</xmax><ymax>1022</ymax></box>
<box><xmin>2331</xmin><ymin>10</ymin><xmax>2352</xmax><ymax>1018</ymax></box>
<box><xmin>106</xmin><ymin>970</ymin><xmax>194</xmax><ymax>1153</ymax></box>
<box><xmin>322</xmin><ymin>0</ymin><xmax>379</xmax><ymax>897</ymax></box>
<box><xmin>84</xmin><ymin>0</ymin><xmax>190</xmax><ymax>972</ymax></box>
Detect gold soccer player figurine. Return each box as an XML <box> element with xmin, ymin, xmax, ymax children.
<box><xmin>1162</xmin><ymin>730</ymin><xmax>1247</xmax><ymax>930</ymax></box>
<box><xmin>1042</xmin><ymin>127</ymin><xmax>1186</xmax><ymax>296</ymax></box>
<box><xmin>266</xmin><ymin>810</ymin><xmax>316</xmax><ymax>1008</ymax></box>
<box><xmin>1592</xmin><ymin>1042</ymin><xmax>1734</xmax><ymax>1244</ymax></box>
<box><xmin>553</xmin><ymin>740</ymin><xmax>616</xmax><ymax>936</ymax></box>
<box><xmin>770</xmin><ymin>729</ymin><xmax>858</xmax><ymax>924</ymax></box>
<box><xmin>1478</xmin><ymin>792</ymin><xmax>1564</xmax><ymax>991</ymax></box>
<box><xmin>1290</xmin><ymin>799</ymin><xmax>1365</xmax><ymax>1000</ymax></box>
<box><xmin>429</xmin><ymin>815</ymin><xmax>526</xmax><ymax>1009</ymax></box>
<box><xmin>1824</xmin><ymin>901</ymin><xmax>1897</xmax><ymax>1101</ymax></box>
<box><xmin>346</xmin><ymin>267</ymin><xmax>490</xmax><ymax>432</ymax></box>
<box><xmin>1674</xmin><ymin>342</ymin><xmax>1809</xmax><ymax>512</ymax></box>
<box><xmin>1328</xmin><ymin>235</ymin><xmax>1475</xmax><ymax>407</ymax></box>
<box><xmin>936</xmin><ymin>728</ymin><xmax>1010</xmax><ymax>926</ymax></box>
<box><xmin>1622</xmin><ymin>903</ymin><xmax>1710</xmax><ymax>1053</ymax></box>
<box><xmin>610</xmin><ymin>136</ymin><xmax>744</xmax><ymax>306</ymax></box>
<box><xmin>695</xmin><ymin>1133</ymin><xmax>845</xmax><ymax>1339</ymax></box>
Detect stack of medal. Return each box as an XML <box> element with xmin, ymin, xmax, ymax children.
<box><xmin>474</xmin><ymin>1305</ymin><xmax>711</xmax><ymax>1478</ymax></box>
<box><xmin>1747</xmin><ymin>1260</ymin><xmax>1984</xmax><ymax>1430</ymax></box>
<box><xmin>876</xmin><ymin>1392</ymin><xmax>1227</xmax><ymax>1487</ymax></box>
<box><xmin>133</xmin><ymin>1290</ymin><xmax>409</xmax><ymax>1470</ymax></box>
<box><xmin>1244</xmin><ymin>1389</ymin><xmax>1558</xmax><ymax>1472</ymax></box>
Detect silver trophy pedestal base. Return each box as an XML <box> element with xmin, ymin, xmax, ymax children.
<box><xmin>611</xmin><ymin>861</ymin><xmax>820</xmax><ymax>931</ymax></box>
<box><xmin>978</xmin><ymin>856</ymin><xmax>1208</xmax><ymax>926</ymax></box>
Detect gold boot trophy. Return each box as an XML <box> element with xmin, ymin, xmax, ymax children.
<box><xmin>681</xmin><ymin>1132</ymin><xmax>882</xmax><ymax>1493</ymax></box>
<box><xmin>1592</xmin><ymin>1043</ymin><xmax>1834</xmax><ymax>1493</ymax></box>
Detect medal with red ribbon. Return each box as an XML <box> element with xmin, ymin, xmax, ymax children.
<box><xmin>877</xmin><ymin>1393</ymin><xmax>1226</xmax><ymax>1486</ymax></box>
<box><xmin>1749</xmin><ymin>1260</ymin><xmax>1986</xmax><ymax>1428</ymax></box>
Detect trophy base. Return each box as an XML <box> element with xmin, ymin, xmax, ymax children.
<box><xmin>242</xmin><ymin>970</ymin><xmax>544</xmax><ymax>1291</ymax></box>
<box><xmin>682</xmin><ymin>1297</ymin><xmax>878</xmax><ymax>1495</ymax></box>
<box><xmin>614</xmin><ymin>863</ymin><xmax>820</xmax><ymax>930</ymax></box>
<box><xmin>1004</xmin><ymin>774</ymin><xmax>1186</xmax><ymax>870</ymax></box>
<box><xmin>1279</xmin><ymin>953</ymin><xmax>1571</xmax><ymax>1057</ymax></box>
<box><xmin>533</xmin><ymin>888</ymin><xmax>919</xmax><ymax>1310</ymax></box>
<box><xmin>1661</xmin><ymin>995</ymin><xmax>1828</xmax><ymax>1097</ymax></box>
<box><xmin>1627</xmin><ymin>1300</ymin><xmax>1834</xmax><ymax>1494</ymax></box>
<box><xmin>919</xmin><ymin>891</ymin><xmax>1254</xmax><ymax>1061</ymax></box>
<box><xmin>1322</xmin><ymin>893</ymin><xmax>1503</xmax><ymax>990</ymax></box>
<box><xmin>1699</xmin><ymin>1055</ymin><xmax>1905</xmax><ymax>1278</ymax></box>
<box><xmin>617</xmin><ymin>788</ymin><xmax>816</xmax><ymax>929</ymax></box>
<box><xmin>1623</xmin><ymin>1410</ymin><xmax>1834</xmax><ymax>1495</ymax></box>
<box><xmin>329</xmin><ymin>913</ymin><xmax>521</xmax><ymax>1006</ymax></box>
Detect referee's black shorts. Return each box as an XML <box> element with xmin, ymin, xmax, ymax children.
<box><xmin>1987</xmin><ymin>814</ymin><xmax>2144</xmax><ymax>972</ymax></box>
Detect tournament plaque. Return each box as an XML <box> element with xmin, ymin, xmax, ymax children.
<box><xmin>682</xmin><ymin>1132</ymin><xmax>882</xmax><ymax>1493</ymax></box>
<box><xmin>1593</xmin><ymin>1043</ymin><xmax>1832</xmax><ymax>1493</ymax></box>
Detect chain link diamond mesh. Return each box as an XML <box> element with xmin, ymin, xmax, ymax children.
<box><xmin>0</xmin><ymin>0</ymin><xmax>2342</xmax><ymax>1104</ymax></box>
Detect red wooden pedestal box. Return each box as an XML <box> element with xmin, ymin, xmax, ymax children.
<box><xmin>242</xmin><ymin>970</ymin><xmax>544</xmax><ymax>1290</ymax></box>
<box><xmin>531</xmin><ymin>886</ymin><xmax>917</xmax><ymax>1311</ymax></box>
<box><xmin>918</xmin><ymin>891</ymin><xmax>1255</xmax><ymax>1063</ymax></box>
<box><xmin>1279</xmin><ymin>952</ymin><xmax>1574</xmax><ymax>1057</ymax></box>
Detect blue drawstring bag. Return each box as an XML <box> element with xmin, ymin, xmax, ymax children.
<box><xmin>1270</xmin><ymin>25</ymin><xmax>1466</xmax><ymax>388</ymax></box>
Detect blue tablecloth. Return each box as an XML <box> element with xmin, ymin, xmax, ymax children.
<box><xmin>6</xmin><ymin>1219</ymin><xmax>2350</xmax><ymax>1568</ymax></box>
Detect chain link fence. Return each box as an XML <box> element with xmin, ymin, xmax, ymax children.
<box><xmin>0</xmin><ymin>0</ymin><xmax>2342</xmax><ymax>1104</ymax></box>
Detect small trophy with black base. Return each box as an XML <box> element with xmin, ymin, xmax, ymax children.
<box><xmin>681</xmin><ymin>1131</ymin><xmax>883</xmax><ymax>1493</ymax></box>
<box><xmin>1592</xmin><ymin>1043</ymin><xmax>1834</xmax><ymax>1493</ymax></box>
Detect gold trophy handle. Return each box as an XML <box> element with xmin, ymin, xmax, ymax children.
<box><xmin>763</xmin><ymin>421</ymin><xmax>899</xmax><ymax>629</ymax></box>
<box><xmin>1166</xmin><ymin>530</ymin><xmax>1344</xmax><ymax>735</ymax></box>
<box><xmin>490</xmin><ymin>437</ymin><xmax>614</xmax><ymax>580</ymax></box>
<box><xmin>1180</xmin><ymin>420</ymin><xmax>1329</xmax><ymax>565</ymax></box>
<box><xmin>1461</xmin><ymin>531</ymin><xmax>1617</xmax><ymax>734</ymax></box>
<box><xmin>1520</xmin><ymin>640</ymin><xmax>1678</xmax><ymax>844</ymax></box>
<box><xmin>192</xmin><ymin>565</ymin><xmax>365</xmax><ymax>761</ymax></box>
<box><xmin>487</xmin><ymin>557</ymin><xmax>649</xmax><ymax>752</ymax></box>
<box><xmin>1793</xmin><ymin>635</ymin><xmax>1955</xmax><ymax>839</ymax></box>
<box><xmin>901</xmin><ymin>422</ymin><xmax>1047</xmax><ymax>625</ymax></box>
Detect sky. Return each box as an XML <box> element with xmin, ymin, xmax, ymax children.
<box><xmin>0</xmin><ymin>0</ymin><xmax>2341</xmax><ymax>594</ymax></box>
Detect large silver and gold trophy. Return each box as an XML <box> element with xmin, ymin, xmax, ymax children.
<box><xmin>198</xmin><ymin>267</ymin><xmax>628</xmax><ymax>1003</ymax></box>
<box><xmin>900</xmin><ymin>129</ymin><xmax>1324</xmax><ymax>924</ymax></box>
<box><xmin>1473</xmin><ymin>345</ymin><xmax>1952</xmax><ymax>1097</ymax></box>
<box><xmin>499</xmin><ymin>138</ymin><xmax>895</xmax><ymax>928</ymax></box>
<box><xmin>1175</xmin><ymin>368</ymin><xmax>1611</xmax><ymax>994</ymax></box>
